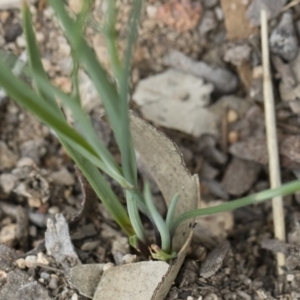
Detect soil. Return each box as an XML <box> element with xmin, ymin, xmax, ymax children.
<box><xmin>1</xmin><ymin>0</ymin><xmax>300</xmax><ymax>299</ymax></box>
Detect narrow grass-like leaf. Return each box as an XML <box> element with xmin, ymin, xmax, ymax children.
<box><xmin>104</xmin><ymin>0</ymin><xmax>122</xmax><ymax>81</ymax></box>
<box><xmin>22</xmin><ymin>2</ymin><xmax>62</xmax><ymax>115</ymax></box>
<box><xmin>171</xmin><ymin>180</ymin><xmax>300</xmax><ymax>235</ymax></box>
<box><xmin>165</xmin><ymin>193</ymin><xmax>179</xmax><ymax>231</ymax></box>
<box><xmin>32</xmin><ymin>74</ymin><xmax>132</xmax><ymax>188</ymax></box>
<box><xmin>118</xmin><ymin>0</ymin><xmax>143</xmax><ymax>186</ymax></box>
<box><xmin>62</xmin><ymin>139</ymin><xmax>134</xmax><ymax>236</ymax></box>
<box><xmin>48</xmin><ymin>0</ymin><xmax>123</xmax><ymax>148</ymax></box>
<box><xmin>126</xmin><ymin>191</ymin><xmax>147</xmax><ymax>243</ymax></box>
<box><xmin>144</xmin><ymin>183</ymin><xmax>171</xmax><ymax>252</ymax></box>
<box><xmin>0</xmin><ymin>59</ymin><xmax>133</xmax><ymax>188</ymax></box>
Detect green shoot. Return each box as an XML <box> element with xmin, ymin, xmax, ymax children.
<box><xmin>144</xmin><ymin>183</ymin><xmax>171</xmax><ymax>252</ymax></box>
<box><xmin>0</xmin><ymin>0</ymin><xmax>300</xmax><ymax>263</ymax></box>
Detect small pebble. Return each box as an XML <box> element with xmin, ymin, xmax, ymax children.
<box><xmin>214</xmin><ymin>6</ymin><xmax>223</xmax><ymax>21</ymax></box>
<box><xmin>29</xmin><ymin>225</ymin><xmax>37</xmax><ymax>237</ymax></box>
<box><xmin>40</xmin><ymin>272</ymin><xmax>50</xmax><ymax>281</ymax></box>
<box><xmin>198</xmin><ymin>11</ymin><xmax>217</xmax><ymax>35</ymax></box>
<box><xmin>49</xmin><ymin>274</ymin><xmax>59</xmax><ymax>289</ymax></box>
<box><xmin>0</xmin><ymin>224</ymin><xmax>17</xmax><ymax>246</ymax></box>
<box><xmin>270</xmin><ymin>12</ymin><xmax>298</xmax><ymax>61</ymax></box>
<box><xmin>0</xmin><ymin>270</ymin><xmax>7</xmax><ymax>280</ymax></box>
<box><xmin>227</xmin><ymin>109</ymin><xmax>238</xmax><ymax>123</ymax></box>
<box><xmin>36</xmin><ymin>32</ymin><xmax>45</xmax><ymax>43</ymax></box>
<box><xmin>0</xmin><ymin>36</ymin><xmax>5</xmax><ymax>47</ymax></box>
<box><xmin>15</xmin><ymin>258</ymin><xmax>26</xmax><ymax>269</ymax></box>
<box><xmin>28</xmin><ymin>197</ymin><xmax>42</xmax><ymax>208</ymax></box>
<box><xmin>50</xmin><ymin>167</ymin><xmax>75</xmax><ymax>186</ymax></box>
<box><xmin>187</xmin><ymin>297</ymin><xmax>194</xmax><ymax>300</ymax></box>
<box><xmin>48</xmin><ymin>206</ymin><xmax>60</xmax><ymax>214</ymax></box>
<box><xmin>37</xmin><ymin>252</ymin><xmax>50</xmax><ymax>265</ymax></box>
<box><xmin>204</xmin><ymin>294</ymin><xmax>218</xmax><ymax>300</ymax></box>
<box><xmin>103</xmin><ymin>262</ymin><xmax>114</xmax><ymax>271</ymax></box>
<box><xmin>0</xmin><ymin>141</ymin><xmax>17</xmax><ymax>170</ymax></box>
<box><xmin>4</xmin><ymin>23</ymin><xmax>22</xmax><ymax>42</ymax></box>
<box><xmin>0</xmin><ymin>173</ymin><xmax>17</xmax><ymax>194</ymax></box>
<box><xmin>80</xmin><ymin>240</ymin><xmax>100</xmax><ymax>251</ymax></box>
<box><xmin>228</xmin><ymin>131</ymin><xmax>238</xmax><ymax>144</ymax></box>
<box><xmin>122</xmin><ymin>254</ymin><xmax>137</xmax><ymax>264</ymax></box>
<box><xmin>16</xmin><ymin>35</ymin><xmax>26</xmax><ymax>48</ymax></box>
<box><xmin>38</xmin><ymin>278</ymin><xmax>45</xmax><ymax>284</ymax></box>
<box><xmin>287</xmin><ymin>273</ymin><xmax>295</xmax><ymax>282</ymax></box>
<box><xmin>25</xmin><ymin>255</ymin><xmax>37</xmax><ymax>268</ymax></box>
<box><xmin>203</xmin><ymin>0</ymin><xmax>219</xmax><ymax>8</ymax></box>
<box><xmin>72</xmin><ymin>293</ymin><xmax>79</xmax><ymax>300</ymax></box>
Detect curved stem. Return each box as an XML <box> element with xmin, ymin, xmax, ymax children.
<box><xmin>171</xmin><ymin>180</ymin><xmax>300</xmax><ymax>235</ymax></box>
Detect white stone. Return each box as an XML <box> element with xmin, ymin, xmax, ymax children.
<box><xmin>0</xmin><ymin>0</ymin><xmax>34</xmax><ymax>10</ymax></box>
<box><xmin>0</xmin><ymin>224</ymin><xmax>16</xmax><ymax>245</ymax></box>
<box><xmin>287</xmin><ymin>274</ymin><xmax>295</xmax><ymax>282</ymax></box>
<box><xmin>15</xmin><ymin>258</ymin><xmax>26</xmax><ymax>269</ymax></box>
<box><xmin>71</xmin><ymin>293</ymin><xmax>79</xmax><ymax>300</ymax></box>
<box><xmin>16</xmin><ymin>36</ymin><xmax>26</xmax><ymax>48</ymax></box>
<box><xmin>133</xmin><ymin>69</ymin><xmax>215</xmax><ymax>137</ymax></box>
<box><xmin>122</xmin><ymin>254</ymin><xmax>137</xmax><ymax>264</ymax></box>
<box><xmin>103</xmin><ymin>262</ymin><xmax>114</xmax><ymax>271</ymax></box>
<box><xmin>37</xmin><ymin>252</ymin><xmax>50</xmax><ymax>265</ymax></box>
<box><xmin>25</xmin><ymin>255</ymin><xmax>37</xmax><ymax>268</ymax></box>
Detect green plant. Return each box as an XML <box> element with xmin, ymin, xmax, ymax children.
<box><xmin>1</xmin><ymin>0</ymin><xmax>300</xmax><ymax>261</ymax></box>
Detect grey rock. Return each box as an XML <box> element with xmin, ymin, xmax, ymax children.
<box><xmin>45</xmin><ymin>214</ymin><xmax>81</xmax><ymax>271</ymax></box>
<box><xmin>222</xmin><ymin>157</ymin><xmax>261</xmax><ymax>196</ymax></box>
<box><xmin>48</xmin><ymin>275</ymin><xmax>58</xmax><ymax>290</ymax></box>
<box><xmin>270</xmin><ymin>12</ymin><xmax>299</xmax><ymax>62</ymax></box>
<box><xmin>0</xmin><ymin>268</ymin><xmax>52</xmax><ymax>300</ymax></box>
<box><xmin>0</xmin><ymin>173</ymin><xmax>17</xmax><ymax>194</ymax></box>
<box><xmin>224</xmin><ymin>44</ymin><xmax>252</xmax><ymax>66</ymax></box>
<box><xmin>200</xmin><ymin>241</ymin><xmax>230</xmax><ymax>278</ymax></box>
<box><xmin>198</xmin><ymin>10</ymin><xmax>217</xmax><ymax>35</ymax></box>
<box><xmin>246</xmin><ymin>0</ymin><xmax>287</xmax><ymax>26</ymax></box>
<box><xmin>4</xmin><ymin>23</ymin><xmax>22</xmax><ymax>43</ymax></box>
<box><xmin>20</xmin><ymin>139</ymin><xmax>46</xmax><ymax>165</ymax></box>
<box><xmin>50</xmin><ymin>167</ymin><xmax>75</xmax><ymax>186</ymax></box>
<box><xmin>164</xmin><ymin>50</ymin><xmax>238</xmax><ymax>93</ymax></box>
<box><xmin>203</xmin><ymin>0</ymin><xmax>219</xmax><ymax>8</ymax></box>
<box><xmin>0</xmin><ymin>141</ymin><xmax>17</xmax><ymax>171</ymax></box>
<box><xmin>0</xmin><ymin>244</ymin><xmax>21</xmax><ymax>271</ymax></box>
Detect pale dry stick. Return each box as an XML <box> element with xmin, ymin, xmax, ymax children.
<box><xmin>282</xmin><ymin>0</ymin><xmax>300</xmax><ymax>11</ymax></box>
<box><xmin>261</xmin><ymin>9</ymin><xmax>286</xmax><ymax>275</ymax></box>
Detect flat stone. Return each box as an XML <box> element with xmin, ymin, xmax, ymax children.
<box><xmin>222</xmin><ymin>157</ymin><xmax>261</xmax><ymax>196</ymax></box>
<box><xmin>133</xmin><ymin>69</ymin><xmax>215</xmax><ymax>137</ymax></box>
<box><xmin>50</xmin><ymin>168</ymin><xmax>75</xmax><ymax>186</ymax></box>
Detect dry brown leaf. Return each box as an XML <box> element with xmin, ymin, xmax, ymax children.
<box><xmin>69</xmin><ymin>166</ymin><xmax>99</xmax><ymax>226</ymax></box>
<box><xmin>220</xmin><ymin>0</ymin><xmax>257</xmax><ymax>40</ymax></box>
<box><xmin>156</xmin><ymin>0</ymin><xmax>202</xmax><ymax>32</ymax></box>
<box><xmin>130</xmin><ymin>113</ymin><xmax>199</xmax><ymax>251</ymax></box>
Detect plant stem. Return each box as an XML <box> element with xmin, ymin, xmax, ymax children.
<box><xmin>171</xmin><ymin>180</ymin><xmax>300</xmax><ymax>235</ymax></box>
<box><xmin>261</xmin><ymin>8</ymin><xmax>286</xmax><ymax>274</ymax></box>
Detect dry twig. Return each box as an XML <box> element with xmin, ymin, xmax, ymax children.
<box><xmin>282</xmin><ymin>0</ymin><xmax>300</xmax><ymax>11</ymax></box>
<box><xmin>261</xmin><ymin>9</ymin><xmax>286</xmax><ymax>275</ymax></box>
